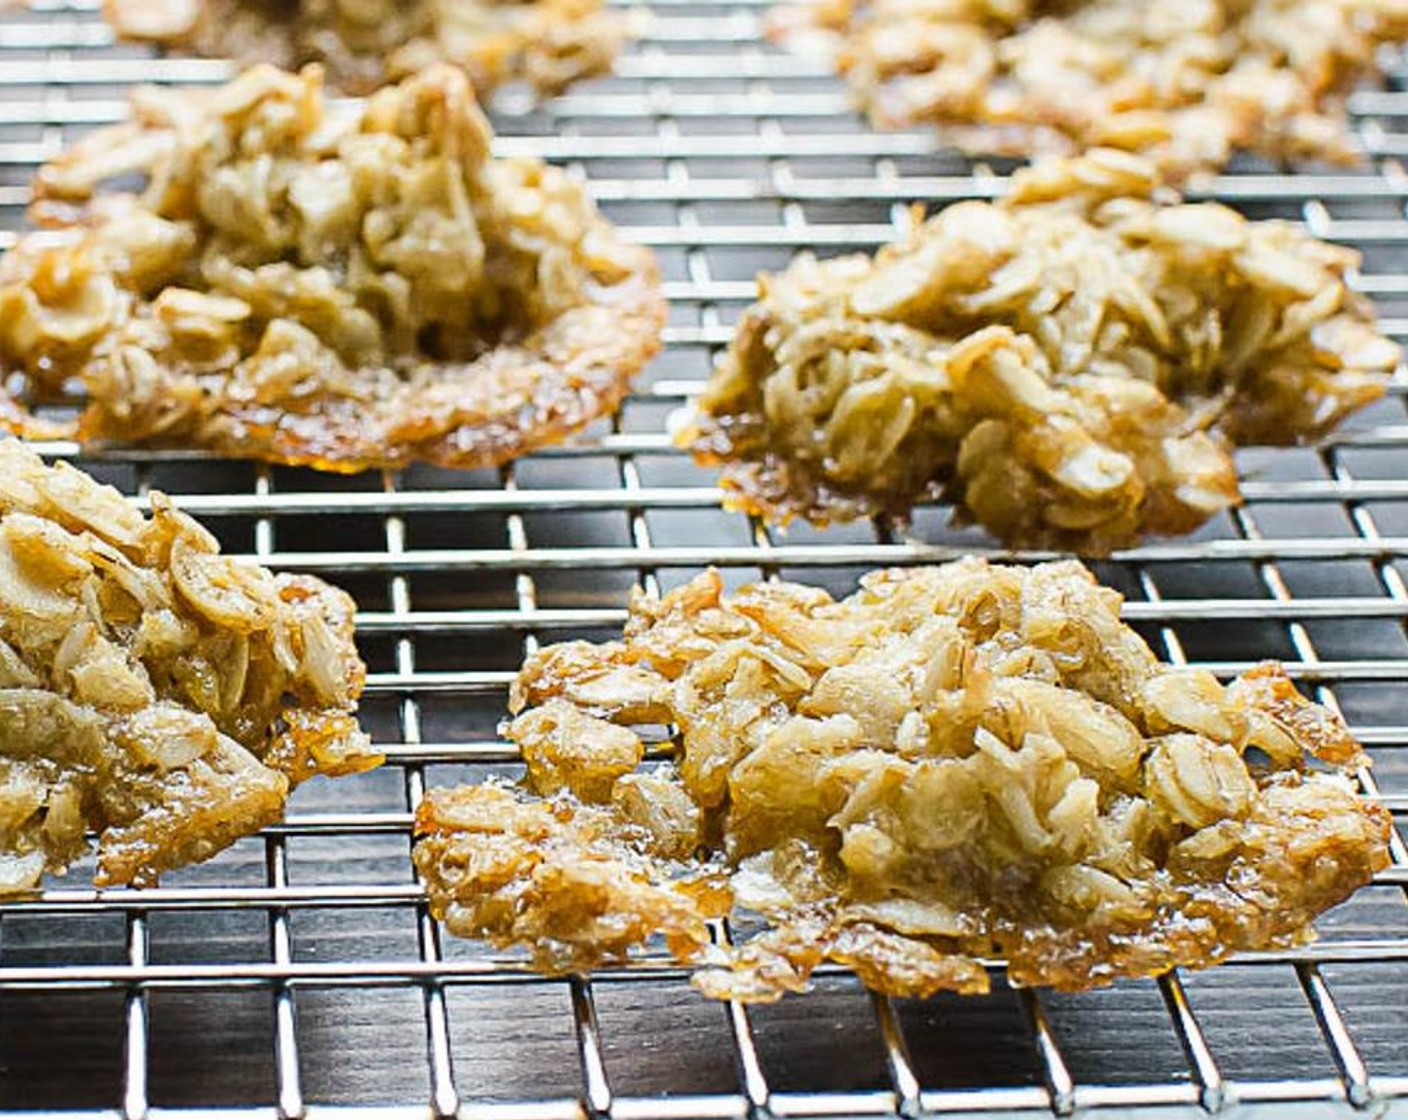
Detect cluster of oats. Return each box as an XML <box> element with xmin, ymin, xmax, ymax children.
<box><xmin>0</xmin><ymin>441</ymin><xmax>376</xmax><ymax>893</ymax></box>
<box><xmin>413</xmin><ymin>561</ymin><xmax>1390</xmax><ymax>1001</ymax></box>
<box><xmin>104</xmin><ymin>0</ymin><xmax>627</xmax><ymax>99</ymax></box>
<box><xmin>681</xmin><ymin>150</ymin><xmax>1398</xmax><ymax>554</ymax></box>
<box><xmin>774</xmin><ymin>0</ymin><xmax>1408</xmax><ymax>181</ymax></box>
<box><xmin>0</xmin><ymin>64</ymin><xmax>664</xmax><ymax>472</ymax></box>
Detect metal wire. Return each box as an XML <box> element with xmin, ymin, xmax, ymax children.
<box><xmin>3</xmin><ymin>1</ymin><xmax>1408</xmax><ymax>1117</ymax></box>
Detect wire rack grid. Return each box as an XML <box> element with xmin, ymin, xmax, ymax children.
<box><xmin>4</xmin><ymin>2</ymin><xmax>1408</xmax><ymax>1119</ymax></box>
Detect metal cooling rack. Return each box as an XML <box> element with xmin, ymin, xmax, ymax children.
<box><xmin>5</xmin><ymin>2</ymin><xmax>1408</xmax><ymax>1118</ymax></box>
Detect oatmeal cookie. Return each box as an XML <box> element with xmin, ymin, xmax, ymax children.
<box><xmin>414</xmin><ymin>563</ymin><xmax>1391</xmax><ymax>1000</ymax></box>
<box><xmin>0</xmin><ymin>440</ymin><xmax>377</xmax><ymax>893</ymax></box>
<box><xmin>104</xmin><ymin>0</ymin><xmax>628</xmax><ymax>99</ymax></box>
<box><xmin>772</xmin><ymin>0</ymin><xmax>1408</xmax><ymax>181</ymax></box>
<box><xmin>679</xmin><ymin>151</ymin><xmax>1397</xmax><ymax>553</ymax></box>
<box><xmin>0</xmin><ymin>64</ymin><xmax>665</xmax><ymax>472</ymax></box>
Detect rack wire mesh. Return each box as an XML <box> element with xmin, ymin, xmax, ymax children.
<box><xmin>4</xmin><ymin>1</ymin><xmax>1408</xmax><ymax>1117</ymax></box>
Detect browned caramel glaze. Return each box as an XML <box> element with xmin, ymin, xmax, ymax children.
<box><xmin>0</xmin><ymin>440</ymin><xmax>377</xmax><ymax>893</ymax></box>
<box><xmin>104</xmin><ymin>0</ymin><xmax>627</xmax><ymax>99</ymax></box>
<box><xmin>679</xmin><ymin>150</ymin><xmax>1397</xmax><ymax>554</ymax></box>
<box><xmin>414</xmin><ymin>562</ymin><xmax>1391</xmax><ymax>1001</ymax></box>
<box><xmin>0</xmin><ymin>64</ymin><xmax>665</xmax><ymax>473</ymax></box>
<box><xmin>772</xmin><ymin>0</ymin><xmax>1408</xmax><ymax>182</ymax></box>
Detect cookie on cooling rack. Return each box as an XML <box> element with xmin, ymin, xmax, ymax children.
<box><xmin>0</xmin><ymin>440</ymin><xmax>379</xmax><ymax>894</ymax></box>
<box><xmin>0</xmin><ymin>63</ymin><xmax>665</xmax><ymax>473</ymax></box>
<box><xmin>676</xmin><ymin>149</ymin><xmax>1400</xmax><ymax>555</ymax></box>
<box><xmin>771</xmin><ymin>0</ymin><xmax>1408</xmax><ymax>181</ymax></box>
<box><xmin>103</xmin><ymin>0</ymin><xmax>630</xmax><ymax>100</ymax></box>
<box><xmin>413</xmin><ymin>561</ymin><xmax>1392</xmax><ymax>1001</ymax></box>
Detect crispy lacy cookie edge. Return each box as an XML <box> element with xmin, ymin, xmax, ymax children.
<box><xmin>412</xmin><ymin>783</ymin><xmax>728</xmax><ymax>976</ymax></box>
<box><xmin>54</xmin><ymin>265</ymin><xmax>667</xmax><ymax>475</ymax></box>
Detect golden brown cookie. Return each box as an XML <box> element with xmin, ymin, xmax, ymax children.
<box><xmin>0</xmin><ymin>64</ymin><xmax>665</xmax><ymax>473</ymax></box>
